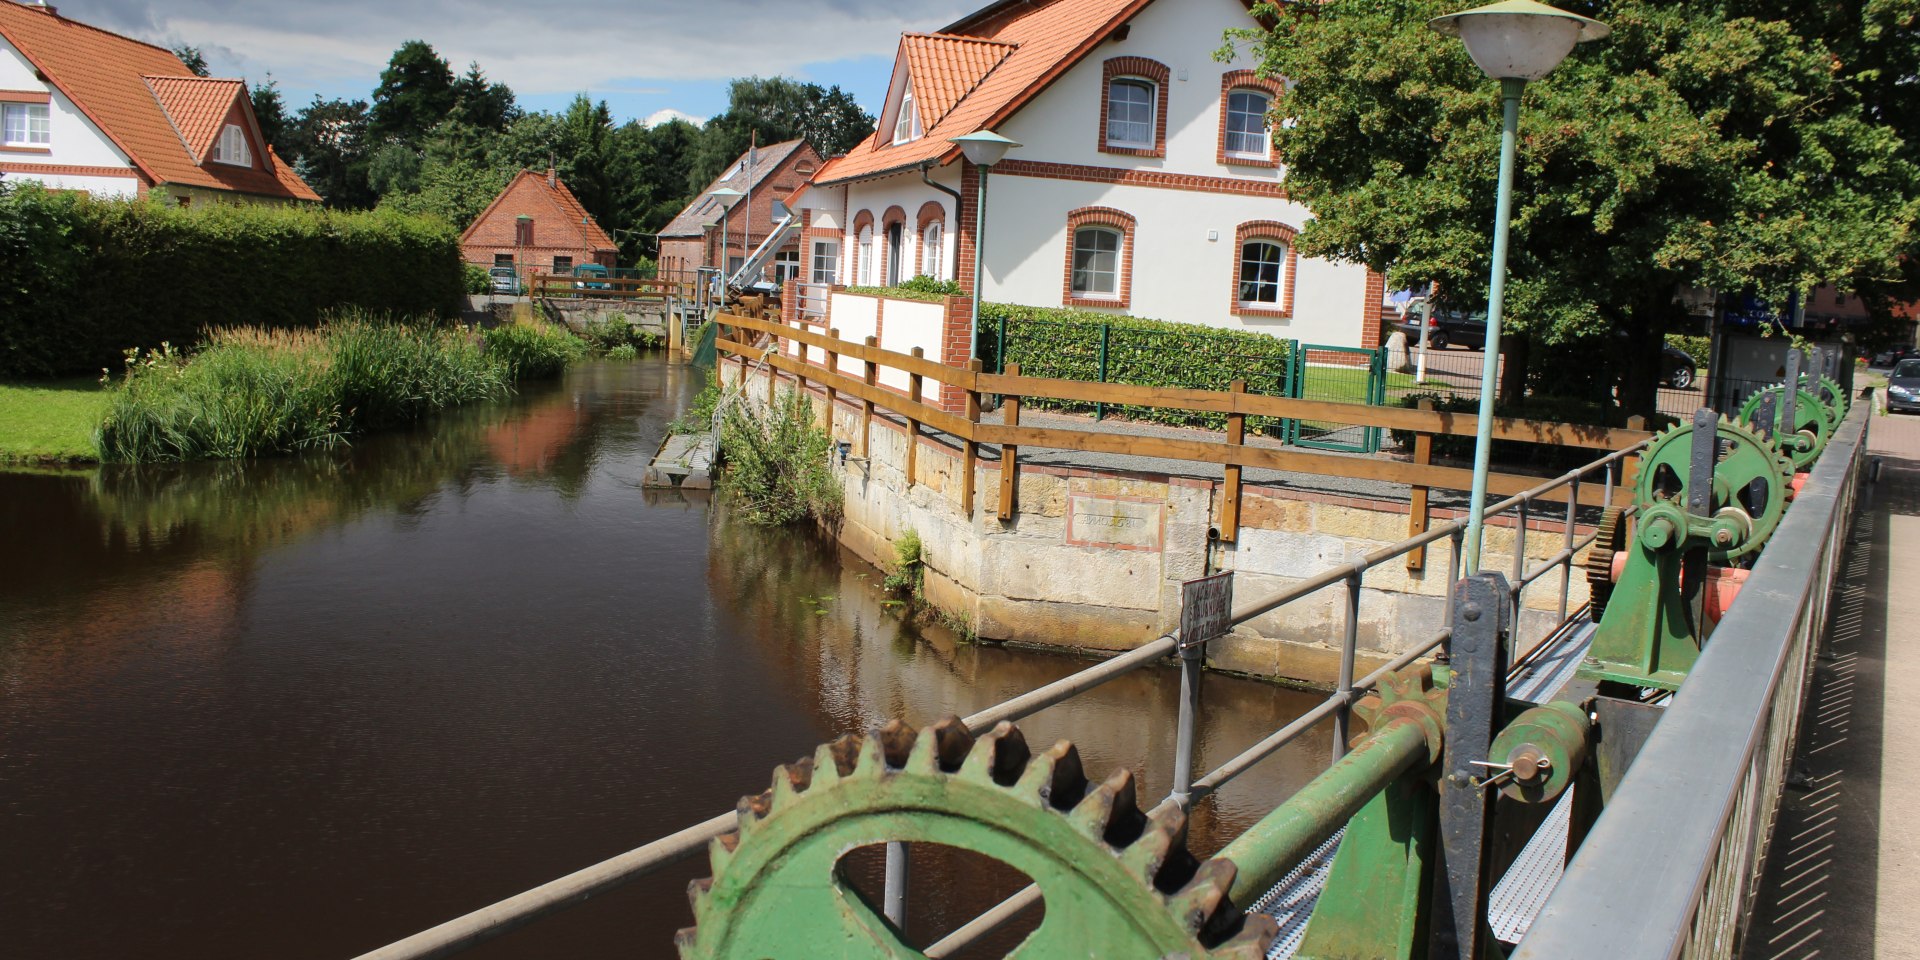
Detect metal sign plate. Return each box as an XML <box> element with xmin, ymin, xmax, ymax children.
<box><xmin>1180</xmin><ymin>572</ymin><xmax>1234</xmax><ymax>651</ymax></box>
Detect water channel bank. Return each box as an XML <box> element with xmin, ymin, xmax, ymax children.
<box><xmin>0</xmin><ymin>357</ymin><xmax>1331</xmax><ymax>959</ymax></box>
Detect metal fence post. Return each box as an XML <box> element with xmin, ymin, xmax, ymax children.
<box><xmin>1172</xmin><ymin>641</ymin><xmax>1203</xmax><ymax>808</ymax></box>
<box><xmin>1446</xmin><ymin>527</ymin><xmax>1466</xmax><ymax>625</ymax></box>
<box><xmin>1333</xmin><ymin>572</ymin><xmax>1361</xmax><ymax>761</ymax></box>
<box><xmin>1511</xmin><ymin>500</ymin><xmax>1529</xmax><ymax>647</ymax></box>
<box><xmin>884</xmin><ymin>842</ymin><xmax>908</xmax><ymax>929</ymax></box>
<box><xmin>1560</xmin><ymin>477</ymin><xmax>1578</xmax><ymax>621</ymax></box>
<box><xmin>1095</xmin><ymin>323</ymin><xmax>1111</xmax><ymax>422</ymax></box>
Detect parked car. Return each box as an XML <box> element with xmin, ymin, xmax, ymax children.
<box><xmin>489</xmin><ymin>266</ymin><xmax>519</xmax><ymax>295</ymax></box>
<box><xmin>1872</xmin><ymin>344</ymin><xmax>1916</xmax><ymax>367</ymax></box>
<box><xmin>1886</xmin><ymin>358</ymin><xmax>1920</xmax><ymax>413</ymax></box>
<box><xmin>573</xmin><ymin>263</ymin><xmax>611</xmax><ymax>290</ymax></box>
<box><xmin>1392</xmin><ymin>307</ymin><xmax>1488</xmax><ymax>351</ymax></box>
<box><xmin>1661</xmin><ymin>344</ymin><xmax>1699</xmax><ymax>390</ymax></box>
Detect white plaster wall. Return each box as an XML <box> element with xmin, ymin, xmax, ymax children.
<box><xmin>840</xmin><ymin>167</ymin><xmax>961</xmax><ymax>284</ymax></box>
<box><xmin>0</xmin><ymin>39</ymin><xmax>138</xmax><ymax>172</ymax></box>
<box><xmin>982</xmin><ymin>174</ymin><xmax>1370</xmax><ymax>346</ymax></box>
<box><xmin>1</xmin><ymin>170</ymin><xmax>137</xmax><ymax>197</ymax></box>
<box><xmin>994</xmin><ymin>0</ymin><xmax>1281</xmax><ymax>183</ymax></box>
<box><xmin>827</xmin><ymin>293</ymin><xmax>879</xmax><ymax>377</ymax></box>
<box><xmin>876</xmin><ymin>297</ymin><xmax>945</xmax><ymax>400</ymax></box>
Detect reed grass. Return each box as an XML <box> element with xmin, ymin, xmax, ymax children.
<box><xmin>482</xmin><ymin>321</ymin><xmax>588</xmax><ymax>380</ymax></box>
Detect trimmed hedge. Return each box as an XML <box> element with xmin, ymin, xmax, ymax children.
<box><xmin>0</xmin><ymin>185</ymin><xmax>465</xmax><ymax>377</ymax></box>
<box><xmin>976</xmin><ymin>302</ymin><xmax>1293</xmax><ymax>430</ymax></box>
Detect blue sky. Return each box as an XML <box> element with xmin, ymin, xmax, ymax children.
<box><xmin>57</xmin><ymin>0</ymin><xmax>970</xmax><ymax>127</ymax></box>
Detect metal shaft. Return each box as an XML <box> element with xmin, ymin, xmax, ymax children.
<box><xmin>883</xmin><ymin>841</ymin><xmax>908</xmax><ymax>928</ymax></box>
<box><xmin>1463</xmin><ymin>77</ymin><xmax>1527</xmax><ymax>574</ymax></box>
<box><xmin>1171</xmin><ymin>655</ymin><xmax>1202</xmax><ymax>807</ymax></box>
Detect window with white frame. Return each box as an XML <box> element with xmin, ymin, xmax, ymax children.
<box><xmin>857</xmin><ymin>227</ymin><xmax>874</xmax><ymax>285</ymax></box>
<box><xmin>893</xmin><ymin>82</ymin><xmax>922</xmax><ymax>145</ymax></box>
<box><xmin>1071</xmin><ymin>227</ymin><xmax>1122</xmax><ymax>298</ymax></box>
<box><xmin>773</xmin><ymin>248</ymin><xmax>801</xmax><ymax>284</ymax></box>
<box><xmin>211</xmin><ymin>123</ymin><xmax>251</xmax><ymax>166</ymax></box>
<box><xmin>1105</xmin><ymin>79</ymin><xmax>1155</xmax><ymax>148</ymax></box>
<box><xmin>2</xmin><ymin>102</ymin><xmax>50</xmax><ymax>147</ymax></box>
<box><xmin>921</xmin><ymin>222</ymin><xmax>944</xmax><ymax>279</ymax></box>
<box><xmin>1238</xmin><ymin>240</ymin><xmax>1287</xmax><ymax>306</ymax></box>
<box><xmin>811</xmin><ymin>239</ymin><xmax>839</xmax><ymax>283</ymax></box>
<box><xmin>1224</xmin><ymin>90</ymin><xmax>1272</xmax><ymax>159</ymax></box>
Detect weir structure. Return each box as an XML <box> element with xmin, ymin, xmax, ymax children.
<box><xmin>352</xmin><ymin>323</ymin><xmax>1867</xmax><ymax>959</ymax></box>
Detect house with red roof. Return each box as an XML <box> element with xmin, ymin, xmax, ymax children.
<box><xmin>658</xmin><ymin>138</ymin><xmax>822</xmax><ymax>284</ymax></box>
<box><xmin>459</xmin><ymin>168</ymin><xmax>619</xmax><ymax>278</ymax></box>
<box><xmin>797</xmin><ymin>0</ymin><xmax>1383</xmax><ymax>348</ymax></box>
<box><xmin>0</xmin><ymin>0</ymin><xmax>317</xmax><ymax>204</ymax></box>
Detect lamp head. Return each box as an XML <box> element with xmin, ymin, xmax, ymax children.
<box><xmin>710</xmin><ymin>187</ymin><xmax>744</xmax><ymax>210</ymax></box>
<box><xmin>950</xmin><ymin>130</ymin><xmax>1022</xmax><ymax>168</ymax></box>
<box><xmin>1429</xmin><ymin>0</ymin><xmax>1609</xmax><ymax>81</ymax></box>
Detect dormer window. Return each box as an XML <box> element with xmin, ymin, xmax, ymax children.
<box><xmin>893</xmin><ymin>82</ymin><xmax>922</xmax><ymax>145</ymax></box>
<box><xmin>211</xmin><ymin>123</ymin><xmax>250</xmax><ymax>167</ymax></box>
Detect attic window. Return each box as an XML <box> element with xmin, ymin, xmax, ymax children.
<box><xmin>2</xmin><ymin>102</ymin><xmax>50</xmax><ymax>147</ymax></box>
<box><xmin>893</xmin><ymin>82</ymin><xmax>922</xmax><ymax>145</ymax></box>
<box><xmin>211</xmin><ymin>123</ymin><xmax>251</xmax><ymax>167</ymax></box>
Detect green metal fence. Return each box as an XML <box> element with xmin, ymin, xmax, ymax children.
<box><xmin>1290</xmin><ymin>344</ymin><xmax>1387</xmax><ymax>453</ymax></box>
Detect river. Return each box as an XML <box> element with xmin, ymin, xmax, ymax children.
<box><xmin>0</xmin><ymin>358</ymin><xmax>1332</xmax><ymax>959</ymax></box>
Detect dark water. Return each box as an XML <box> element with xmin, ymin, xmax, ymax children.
<box><xmin>0</xmin><ymin>359</ymin><xmax>1331</xmax><ymax>959</ymax></box>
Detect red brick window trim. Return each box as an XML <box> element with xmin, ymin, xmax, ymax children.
<box><xmin>915</xmin><ymin>200</ymin><xmax>948</xmax><ymax>280</ymax></box>
<box><xmin>850</xmin><ymin>209</ymin><xmax>875</xmax><ymax>286</ymax></box>
<box><xmin>1099</xmin><ymin>57</ymin><xmax>1170</xmax><ymax>159</ymax></box>
<box><xmin>1231</xmin><ymin>220</ymin><xmax>1299</xmax><ymax>319</ymax></box>
<box><xmin>1062</xmin><ymin>206</ymin><xmax>1136</xmax><ymax>309</ymax></box>
<box><xmin>879</xmin><ymin>205</ymin><xmax>908</xmax><ymax>287</ymax></box>
<box><xmin>1218</xmin><ymin>70</ymin><xmax>1284</xmax><ymax>169</ymax></box>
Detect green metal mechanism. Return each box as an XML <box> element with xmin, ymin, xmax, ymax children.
<box><xmin>1738</xmin><ymin>385</ymin><xmax>1832</xmax><ymax>471</ymax></box>
<box><xmin>1579</xmin><ymin>414</ymin><xmax>1789</xmax><ymax>691</ymax></box>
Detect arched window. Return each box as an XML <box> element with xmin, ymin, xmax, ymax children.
<box><xmin>921</xmin><ymin>221</ymin><xmax>944</xmax><ymax>279</ymax></box>
<box><xmin>857</xmin><ymin>226</ymin><xmax>874</xmax><ymax>285</ymax></box>
<box><xmin>893</xmin><ymin>82</ymin><xmax>922</xmax><ymax>145</ymax></box>
<box><xmin>1224</xmin><ymin>90</ymin><xmax>1272</xmax><ymax>160</ymax></box>
<box><xmin>1238</xmin><ymin>240</ymin><xmax>1286</xmax><ymax>306</ymax></box>
<box><xmin>1100</xmin><ymin>58</ymin><xmax>1169</xmax><ymax>156</ymax></box>
<box><xmin>1071</xmin><ymin>227</ymin><xmax>1123</xmax><ymax>298</ymax></box>
<box><xmin>1105</xmin><ymin>79</ymin><xmax>1155</xmax><ymax>149</ymax></box>
<box><xmin>1063</xmin><ymin>207</ymin><xmax>1135</xmax><ymax>307</ymax></box>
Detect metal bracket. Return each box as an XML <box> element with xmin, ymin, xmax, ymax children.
<box><xmin>1782</xmin><ymin>350</ymin><xmax>1801</xmax><ymax>437</ymax></box>
<box><xmin>1430</xmin><ymin>572</ymin><xmax>1512</xmax><ymax>960</ymax></box>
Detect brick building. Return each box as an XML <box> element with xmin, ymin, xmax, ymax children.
<box><xmin>460</xmin><ymin>168</ymin><xmax>618</xmax><ymax>278</ymax></box>
<box><xmin>657</xmin><ymin>139</ymin><xmax>821</xmax><ymax>283</ymax></box>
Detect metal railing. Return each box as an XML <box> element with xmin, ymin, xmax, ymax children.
<box><xmin>1513</xmin><ymin>402</ymin><xmax>1868</xmax><ymax>960</ymax></box>
<box><xmin>351</xmin><ymin>425</ymin><xmax>1640</xmax><ymax>960</ymax></box>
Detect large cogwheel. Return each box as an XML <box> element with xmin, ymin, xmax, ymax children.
<box><xmin>1633</xmin><ymin>416</ymin><xmax>1788</xmax><ymax>562</ymax></box>
<box><xmin>676</xmin><ymin>717</ymin><xmax>1276</xmax><ymax>959</ymax></box>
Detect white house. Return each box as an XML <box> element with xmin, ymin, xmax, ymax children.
<box><xmin>797</xmin><ymin>0</ymin><xmax>1385</xmax><ymax>349</ymax></box>
<box><xmin>0</xmin><ymin>0</ymin><xmax>317</xmax><ymax>204</ymax></box>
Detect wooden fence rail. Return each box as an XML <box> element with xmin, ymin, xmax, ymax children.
<box><xmin>528</xmin><ymin>275</ymin><xmax>687</xmax><ymax>301</ymax></box>
<box><xmin>711</xmin><ymin>312</ymin><xmax>1647</xmax><ymax>562</ymax></box>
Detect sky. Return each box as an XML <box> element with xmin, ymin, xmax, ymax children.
<box><xmin>54</xmin><ymin>0</ymin><xmax>977</xmax><ymax>126</ymax></box>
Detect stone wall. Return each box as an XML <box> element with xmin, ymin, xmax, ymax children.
<box><xmin>721</xmin><ymin>360</ymin><xmax>1594</xmax><ymax>688</ymax></box>
<box><xmin>541</xmin><ymin>300</ymin><xmax>670</xmax><ymax>338</ymax></box>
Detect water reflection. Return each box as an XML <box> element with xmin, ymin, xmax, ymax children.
<box><xmin>0</xmin><ymin>358</ymin><xmax>1325</xmax><ymax>960</ymax></box>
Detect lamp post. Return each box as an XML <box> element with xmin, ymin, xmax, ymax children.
<box><xmin>1429</xmin><ymin>0</ymin><xmax>1608</xmax><ymax>573</ymax></box>
<box><xmin>949</xmin><ymin>131</ymin><xmax>1022</xmax><ymax>362</ymax></box>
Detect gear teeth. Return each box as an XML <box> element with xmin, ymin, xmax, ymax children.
<box><xmin>961</xmin><ymin>721</ymin><xmax>1031</xmax><ymax>787</ymax></box>
<box><xmin>906</xmin><ymin>715</ymin><xmax>974</xmax><ymax>774</ymax></box>
<box><xmin>706</xmin><ymin>829</ymin><xmax>739</xmax><ymax>876</ymax></box>
<box><xmin>853</xmin><ymin>727</ymin><xmax>893</xmax><ymax>777</ymax></box>
<box><xmin>1166</xmin><ymin>857</ymin><xmax>1239</xmax><ymax>940</ymax></box>
<box><xmin>814</xmin><ymin>733</ymin><xmax>862</xmax><ymax>785</ymax></box>
<box><xmin>771</xmin><ymin>757</ymin><xmax>814</xmax><ymax>805</ymax></box>
<box><xmin>1211</xmin><ymin>914</ymin><xmax>1281</xmax><ymax>959</ymax></box>
<box><xmin>1068</xmin><ymin>767</ymin><xmax>1145</xmax><ymax>847</ymax></box>
<box><xmin>686</xmin><ymin>876</ymin><xmax>712</xmax><ymax>915</ymax></box>
<box><xmin>875</xmin><ymin>718</ymin><xmax>918</xmax><ymax>770</ymax></box>
<box><xmin>1016</xmin><ymin>738</ymin><xmax>1089</xmax><ymax>810</ymax></box>
<box><xmin>1123</xmin><ymin>800</ymin><xmax>1198</xmax><ymax>892</ymax></box>
<box><xmin>673</xmin><ymin>926</ymin><xmax>698</xmax><ymax>957</ymax></box>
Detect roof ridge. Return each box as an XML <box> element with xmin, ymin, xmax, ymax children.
<box><xmin>902</xmin><ymin>31</ymin><xmax>1017</xmax><ymax>46</ymax></box>
<box><xmin>0</xmin><ymin>0</ymin><xmax>185</xmax><ymax>61</ymax></box>
<box><xmin>141</xmin><ymin>76</ymin><xmax>201</xmax><ymax>164</ymax></box>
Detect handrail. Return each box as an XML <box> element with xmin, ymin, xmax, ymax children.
<box><xmin>1513</xmin><ymin>403</ymin><xmax>1868</xmax><ymax>960</ymax></box>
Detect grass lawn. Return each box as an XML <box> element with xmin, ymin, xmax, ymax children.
<box><xmin>0</xmin><ymin>377</ymin><xmax>109</xmax><ymax>463</ymax></box>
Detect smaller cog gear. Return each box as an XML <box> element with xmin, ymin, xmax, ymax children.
<box><xmin>1585</xmin><ymin>507</ymin><xmax>1626</xmax><ymax>616</ymax></box>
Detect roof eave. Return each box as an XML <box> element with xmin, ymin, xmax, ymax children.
<box><xmin>0</xmin><ymin>20</ymin><xmax>163</xmax><ymax>185</ymax></box>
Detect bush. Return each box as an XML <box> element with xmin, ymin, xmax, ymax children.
<box><xmin>482</xmin><ymin>321</ymin><xmax>587</xmax><ymax>379</ymax></box>
<box><xmin>0</xmin><ymin>184</ymin><xmax>466</xmax><ymax>377</ymax></box>
<box><xmin>606</xmin><ymin>343</ymin><xmax>638</xmax><ymax>360</ymax></box>
<box><xmin>463</xmin><ymin>263</ymin><xmax>492</xmax><ymax>295</ymax></box>
<box><xmin>97</xmin><ymin>312</ymin><xmax>507</xmax><ymax>462</ymax></box>
<box><xmin>719</xmin><ymin>386</ymin><xmax>841</xmax><ymax>526</ymax></box>
<box><xmin>882</xmin><ymin>529</ymin><xmax>926</xmax><ymax>605</ymax></box>
<box><xmin>579</xmin><ymin>313</ymin><xmax>661</xmax><ymax>353</ymax></box>
<box><xmin>1666</xmin><ymin>334</ymin><xmax>1710</xmax><ymax>367</ymax></box>
<box><xmin>977</xmin><ymin>302</ymin><xmax>1293</xmax><ymax>429</ymax></box>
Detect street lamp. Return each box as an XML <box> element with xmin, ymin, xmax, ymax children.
<box><xmin>710</xmin><ymin>187</ymin><xmax>744</xmax><ymax>284</ymax></box>
<box><xmin>1429</xmin><ymin>0</ymin><xmax>1608</xmax><ymax>573</ymax></box>
<box><xmin>950</xmin><ymin>130</ymin><xmax>1022</xmax><ymax>362</ymax></box>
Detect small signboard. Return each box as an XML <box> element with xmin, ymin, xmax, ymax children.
<box><xmin>1180</xmin><ymin>572</ymin><xmax>1234</xmax><ymax>657</ymax></box>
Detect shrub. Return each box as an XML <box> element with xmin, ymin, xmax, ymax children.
<box><xmin>1666</xmin><ymin>333</ymin><xmax>1710</xmax><ymax>367</ymax></box>
<box><xmin>580</xmin><ymin>313</ymin><xmax>662</xmax><ymax>353</ymax></box>
<box><xmin>0</xmin><ymin>184</ymin><xmax>466</xmax><ymax>377</ymax></box>
<box><xmin>463</xmin><ymin>263</ymin><xmax>492</xmax><ymax>295</ymax></box>
<box><xmin>482</xmin><ymin>321</ymin><xmax>587</xmax><ymax>379</ymax></box>
<box><xmin>882</xmin><ymin>529</ymin><xmax>926</xmax><ymax>604</ymax></box>
<box><xmin>606</xmin><ymin>343</ymin><xmax>638</xmax><ymax>360</ymax></box>
<box><xmin>719</xmin><ymin>386</ymin><xmax>841</xmax><ymax>527</ymax></box>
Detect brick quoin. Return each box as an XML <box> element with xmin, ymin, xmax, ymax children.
<box><xmin>1362</xmin><ymin>269</ymin><xmax>1388</xmax><ymax>350</ymax></box>
<box><xmin>939</xmin><ymin>294</ymin><xmax>975</xmax><ymax>414</ymax></box>
<box><xmin>957</xmin><ymin>162</ymin><xmax>981</xmax><ymax>299</ymax></box>
<box><xmin>1061</xmin><ymin>206</ymin><xmax>1136</xmax><ymax>309</ymax></box>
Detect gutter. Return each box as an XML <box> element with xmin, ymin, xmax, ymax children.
<box><xmin>919</xmin><ymin>161</ymin><xmax>965</xmax><ymax>281</ymax></box>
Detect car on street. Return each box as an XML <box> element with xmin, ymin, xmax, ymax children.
<box><xmin>1661</xmin><ymin>345</ymin><xmax>1700</xmax><ymax>390</ymax></box>
<box><xmin>573</xmin><ymin>263</ymin><xmax>611</xmax><ymax>290</ymax></box>
<box><xmin>1872</xmin><ymin>345</ymin><xmax>1916</xmax><ymax>367</ymax></box>
<box><xmin>1886</xmin><ymin>359</ymin><xmax>1920</xmax><ymax>413</ymax></box>
<box><xmin>1392</xmin><ymin>306</ymin><xmax>1487</xmax><ymax>351</ymax></box>
<box><xmin>489</xmin><ymin>266</ymin><xmax>519</xmax><ymax>295</ymax></box>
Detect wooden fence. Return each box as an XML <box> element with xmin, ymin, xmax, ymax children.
<box><xmin>712</xmin><ymin>312</ymin><xmax>1650</xmax><ymax>564</ymax></box>
<box><xmin>528</xmin><ymin>274</ymin><xmax>687</xmax><ymax>302</ymax></box>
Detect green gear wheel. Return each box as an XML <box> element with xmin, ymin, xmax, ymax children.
<box><xmin>1811</xmin><ymin>375</ymin><xmax>1849</xmax><ymax>418</ymax></box>
<box><xmin>676</xmin><ymin>717</ymin><xmax>1274</xmax><ymax>959</ymax></box>
<box><xmin>1633</xmin><ymin>416</ymin><xmax>1789</xmax><ymax>562</ymax></box>
<box><xmin>1738</xmin><ymin>385</ymin><xmax>1831</xmax><ymax>470</ymax></box>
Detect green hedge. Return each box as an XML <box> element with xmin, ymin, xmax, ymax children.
<box><xmin>1665</xmin><ymin>333</ymin><xmax>1710</xmax><ymax>367</ymax></box>
<box><xmin>0</xmin><ymin>185</ymin><xmax>466</xmax><ymax>377</ymax></box>
<box><xmin>976</xmin><ymin>302</ymin><xmax>1293</xmax><ymax>429</ymax></box>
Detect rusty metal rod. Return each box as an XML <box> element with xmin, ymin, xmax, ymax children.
<box><xmin>961</xmin><ymin>635</ymin><xmax>1178</xmax><ymax>732</ymax></box>
<box><xmin>922</xmin><ymin>882</ymin><xmax>1045</xmax><ymax>958</ymax></box>
<box><xmin>349</xmin><ymin>811</ymin><xmax>735</xmax><ymax>960</ymax></box>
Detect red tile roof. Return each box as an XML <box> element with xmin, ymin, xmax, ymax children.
<box><xmin>144</xmin><ymin>75</ymin><xmax>244</xmax><ymax>162</ymax></box>
<box><xmin>460</xmin><ymin>169</ymin><xmax>619</xmax><ymax>253</ymax></box>
<box><xmin>659</xmin><ymin>139</ymin><xmax>815</xmax><ymax>239</ymax></box>
<box><xmin>814</xmin><ymin>0</ymin><xmax>1153</xmax><ymax>185</ymax></box>
<box><xmin>0</xmin><ymin>1</ymin><xmax>318</xmax><ymax>201</ymax></box>
<box><xmin>900</xmin><ymin>33</ymin><xmax>1015</xmax><ymax>129</ymax></box>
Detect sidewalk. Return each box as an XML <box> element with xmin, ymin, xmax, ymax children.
<box><xmin>1741</xmin><ymin>430</ymin><xmax>1920</xmax><ymax>960</ymax></box>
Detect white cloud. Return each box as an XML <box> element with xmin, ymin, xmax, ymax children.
<box><xmin>645</xmin><ymin>108</ymin><xmax>706</xmax><ymax>128</ymax></box>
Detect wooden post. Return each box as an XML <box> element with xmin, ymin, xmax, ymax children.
<box><xmin>824</xmin><ymin>328</ymin><xmax>841</xmax><ymax>434</ymax></box>
<box><xmin>861</xmin><ymin>336</ymin><xmax>878</xmax><ymax>458</ymax></box>
<box><xmin>1407</xmin><ymin>399</ymin><xmax>1434</xmax><ymax>571</ymax></box>
<box><xmin>1617</xmin><ymin>414</ymin><xmax>1646</xmax><ymax>506</ymax></box>
<box><xmin>963</xmin><ymin>359</ymin><xmax>982</xmax><ymax>519</ymax></box>
<box><xmin>906</xmin><ymin>347</ymin><xmax>924</xmax><ymax>487</ymax></box>
<box><xmin>765</xmin><ymin>323</ymin><xmax>779</xmax><ymax>396</ymax></box>
<box><xmin>999</xmin><ymin>362</ymin><xmax>1021</xmax><ymax>522</ymax></box>
<box><xmin>1221</xmin><ymin>379</ymin><xmax>1246</xmax><ymax>542</ymax></box>
<box><xmin>793</xmin><ymin>318</ymin><xmax>810</xmax><ymax>404</ymax></box>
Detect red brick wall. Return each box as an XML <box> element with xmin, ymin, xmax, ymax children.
<box><xmin>1361</xmin><ymin>269</ymin><xmax>1387</xmax><ymax>350</ymax></box>
<box><xmin>460</xmin><ymin>174</ymin><xmax>616</xmax><ymax>273</ymax></box>
<box><xmin>705</xmin><ymin>143</ymin><xmax>824</xmax><ymax>279</ymax></box>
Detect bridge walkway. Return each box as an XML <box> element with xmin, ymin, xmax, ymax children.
<box><xmin>1742</xmin><ymin>413</ymin><xmax>1920</xmax><ymax>960</ymax></box>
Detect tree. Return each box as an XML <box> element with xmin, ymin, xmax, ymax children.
<box><xmin>376</xmin><ymin>155</ymin><xmax>509</xmax><ymax>229</ymax></box>
<box><xmin>1233</xmin><ymin>0</ymin><xmax>1920</xmax><ymax>416</ymax></box>
<box><xmin>450</xmin><ymin>62</ymin><xmax>520</xmax><ymax>133</ymax></box>
<box><xmin>250</xmin><ymin>77</ymin><xmax>292</xmax><ymax>156</ymax></box>
<box><xmin>687</xmin><ymin>76</ymin><xmax>874</xmax><ymax>190</ymax></box>
<box><xmin>368</xmin><ymin>40</ymin><xmax>456</xmax><ymax>146</ymax></box>
<box><xmin>289</xmin><ymin>97</ymin><xmax>376</xmax><ymax>208</ymax></box>
<box><xmin>172</xmin><ymin>45</ymin><xmax>210</xmax><ymax>77</ymax></box>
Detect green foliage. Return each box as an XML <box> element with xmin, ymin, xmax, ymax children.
<box><xmin>289</xmin><ymin>96</ymin><xmax>375</xmax><ymax>208</ymax></box>
<box><xmin>463</xmin><ymin>262</ymin><xmax>492</xmax><ymax>295</ymax></box>
<box><xmin>579</xmin><ymin>313</ymin><xmax>661</xmax><ymax>353</ymax></box>
<box><xmin>171</xmin><ymin>45</ymin><xmax>210</xmax><ymax>77</ymax></box>
<box><xmin>369</xmin><ymin>40</ymin><xmax>457</xmax><ymax>146</ymax></box>
<box><xmin>846</xmin><ymin>284</ymin><xmax>949</xmax><ymax>303</ymax></box>
<box><xmin>250</xmin><ymin>78</ymin><xmax>293</xmax><ymax>156</ymax></box>
<box><xmin>1232</xmin><ymin>0</ymin><xmax>1920</xmax><ymax>414</ymax></box>
<box><xmin>687</xmin><ymin>77</ymin><xmax>875</xmax><ymax>191</ymax></box>
<box><xmin>605</xmin><ymin>343</ymin><xmax>639</xmax><ymax>361</ymax></box>
<box><xmin>882</xmin><ymin>529</ymin><xmax>926</xmax><ymax>604</ymax></box>
<box><xmin>96</xmin><ymin>313</ymin><xmax>509</xmax><ymax>463</ymax></box>
<box><xmin>977</xmin><ymin>302</ymin><xmax>1294</xmax><ymax>429</ymax></box>
<box><xmin>897</xmin><ymin>275</ymin><xmax>964</xmax><ymax>297</ymax></box>
<box><xmin>1665</xmin><ymin>334</ymin><xmax>1710</xmax><ymax>367</ymax></box>
<box><xmin>481</xmin><ymin>321</ymin><xmax>587</xmax><ymax>379</ymax></box>
<box><xmin>0</xmin><ymin>186</ymin><xmax>465</xmax><ymax>377</ymax></box>
<box><xmin>671</xmin><ymin>379</ymin><xmax>722</xmax><ymax>436</ymax></box>
<box><xmin>718</xmin><ymin>386</ymin><xmax>842</xmax><ymax>527</ymax></box>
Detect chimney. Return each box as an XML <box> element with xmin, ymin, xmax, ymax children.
<box><xmin>32</xmin><ymin>1</ymin><xmax>59</xmax><ymax>14</ymax></box>
<box><xmin>547</xmin><ymin>164</ymin><xmax>556</xmax><ymax>189</ymax></box>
